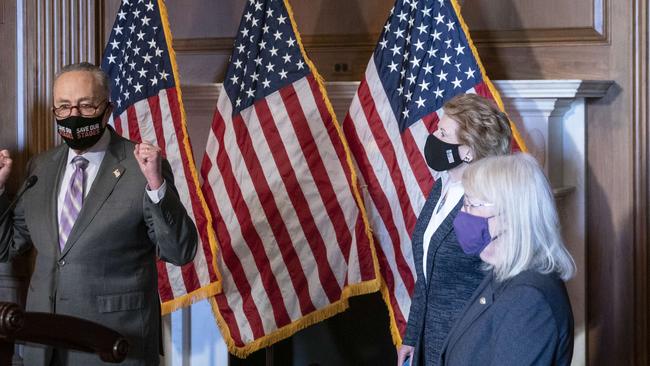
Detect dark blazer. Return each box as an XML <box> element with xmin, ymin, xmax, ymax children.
<box><xmin>403</xmin><ymin>180</ymin><xmax>485</xmax><ymax>366</ymax></box>
<box><xmin>440</xmin><ymin>270</ymin><xmax>574</xmax><ymax>366</ymax></box>
<box><xmin>0</xmin><ymin>129</ymin><xmax>198</xmax><ymax>365</ymax></box>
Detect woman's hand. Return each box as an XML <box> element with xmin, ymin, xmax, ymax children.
<box><xmin>397</xmin><ymin>344</ymin><xmax>414</xmax><ymax>366</ymax></box>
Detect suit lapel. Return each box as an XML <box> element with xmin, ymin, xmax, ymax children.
<box><xmin>412</xmin><ymin>182</ymin><xmax>441</xmax><ymax>277</ymax></box>
<box><xmin>425</xmin><ymin>197</ymin><xmax>463</xmax><ymax>281</ymax></box>
<box><xmin>41</xmin><ymin>146</ymin><xmax>68</xmax><ymax>251</ymax></box>
<box><xmin>60</xmin><ymin>132</ymin><xmax>126</xmax><ymax>258</ymax></box>
<box><xmin>442</xmin><ymin>274</ymin><xmax>495</xmax><ymax>356</ymax></box>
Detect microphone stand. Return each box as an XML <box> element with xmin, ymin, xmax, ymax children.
<box><xmin>0</xmin><ymin>176</ymin><xmax>38</xmax><ymax>223</ymax></box>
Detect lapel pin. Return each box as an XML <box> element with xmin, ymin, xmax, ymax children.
<box><xmin>113</xmin><ymin>169</ymin><xmax>121</xmax><ymax>178</ymax></box>
<box><xmin>479</xmin><ymin>297</ymin><xmax>487</xmax><ymax>305</ymax></box>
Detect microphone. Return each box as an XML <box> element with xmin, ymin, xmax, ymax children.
<box><xmin>0</xmin><ymin>176</ymin><xmax>38</xmax><ymax>223</ymax></box>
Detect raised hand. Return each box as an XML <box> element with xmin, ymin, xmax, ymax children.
<box><xmin>0</xmin><ymin>150</ymin><xmax>12</xmax><ymax>191</ymax></box>
<box><xmin>133</xmin><ymin>142</ymin><xmax>163</xmax><ymax>190</ymax></box>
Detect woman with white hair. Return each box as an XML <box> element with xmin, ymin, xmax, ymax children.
<box><xmin>440</xmin><ymin>153</ymin><xmax>575</xmax><ymax>366</ymax></box>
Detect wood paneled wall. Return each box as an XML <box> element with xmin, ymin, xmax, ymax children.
<box><xmin>23</xmin><ymin>0</ymin><xmax>103</xmax><ymax>158</ymax></box>
<box><xmin>632</xmin><ymin>1</ymin><xmax>649</xmax><ymax>364</ymax></box>
<box><xmin>0</xmin><ymin>0</ymin><xmax>19</xmax><ymax>192</ymax></box>
<box><xmin>0</xmin><ymin>0</ymin><xmax>103</xmax><ymax>186</ymax></box>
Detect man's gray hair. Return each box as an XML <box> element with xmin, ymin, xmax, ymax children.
<box><xmin>55</xmin><ymin>62</ymin><xmax>110</xmax><ymax>100</ymax></box>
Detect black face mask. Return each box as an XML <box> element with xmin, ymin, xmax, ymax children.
<box><xmin>424</xmin><ymin>134</ymin><xmax>463</xmax><ymax>172</ymax></box>
<box><xmin>56</xmin><ymin>106</ymin><xmax>108</xmax><ymax>150</ymax></box>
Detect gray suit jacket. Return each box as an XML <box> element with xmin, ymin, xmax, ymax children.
<box><xmin>439</xmin><ymin>270</ymin><xmax>574</xmax><ymax>366</ymax></box>
<box><xmin>0</xmin><ymin>129</ymin><xmax>198</xmax><ymax>365</ymax></box>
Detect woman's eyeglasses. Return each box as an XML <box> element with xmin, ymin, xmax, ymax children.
<box><xmin>462</xmin><ymin>198</ymin><xmax>494</xmax><ymax>210</ymax></box>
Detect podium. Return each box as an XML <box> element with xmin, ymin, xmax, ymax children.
<box><xmin>0</xmin><ymin>302</ymin><xmax>128</xmax><ymax>365</ymax></box>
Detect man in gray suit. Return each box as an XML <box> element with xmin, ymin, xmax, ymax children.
<box><xmin>0</xmin><ymin>62</ymin><xmax>198</xmax><ymax>365</ymax></box>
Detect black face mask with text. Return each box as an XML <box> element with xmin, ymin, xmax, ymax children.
<box><xmin>56</xmin><ymin>106</ymin><xmax>108</xmax><ymax>150</ymax></box>
<box><xmin>423</xmin><ymin>134</ymin><xmax>463</xmax><ymax>172</ymax></box>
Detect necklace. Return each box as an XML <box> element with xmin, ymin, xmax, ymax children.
<box><xmin>434</xmin><ymin>190</ymin><xmax>448</xmax><ymax>215</ymax></box>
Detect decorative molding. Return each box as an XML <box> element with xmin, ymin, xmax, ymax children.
<box><xmin>493</xmin><ymin>80</ymin><xmax>610</xmax><ymax>185</ymax></box>
<box><xmin>471</xmin><ymin>27</ymin><xmax>607</xmax><ymax>47</ymax></box>
<box><xmin>174</xmin><ymin>37</ymin><xmax>234</xmax><ymax>54</ymax></box>
<box><xmin>173</xmin><ymin>0</ymin><xmax>609</xmax><ymax>56</ymax></box>
<box><xmin>502</xmin><ymin>99</ymin><xmax>570</xmax><ymax>119</ymax></box>
<box><xmin>174</xmin><ymin>34</ymin><xmax>379</xmax><ymax>55</ymax></box>
<box><xmin>468</xmin><ymin>0</ymin><xmax>608</xmax><ymax>46</ymax></box>
<box><xmin>181</xmin><ymin>80</ymin><xmax>613</xmax><ymax>120</ymax></box>
<box><xmin>492</xmin><ymin>80</ymin><xmax>614</xmax><ymax>99</ymax></box>
<box><xmin>173</xmin><ymin>30</ymin><xmax>609</xmax><ymax>56</ymax></box>
<box><xmin>298</xmin><ymin>34</ymin><xmax>378</xmax><ymax>53</ymax></box>
<box><xmin>325</xmin><ymin>82</ymin><xmax>359</xmax><ymax>100</ymax></box>
<box><xmin>553</xmin><ymin>186</ymin><xmax>576</xmax><ymax>201</ymax></box>
<box><xmin>182</xmin><ymin>84</ymin><xmax>219</xmax><ymax>114</ymax></box>
<box><xmin>182</xmin><ymin>84</ymin><xmax>220</xmax><ymax>101</ymax></box>
<box><xmin>318</xmin><ymin>84</ymin><xmax>612</xmax><ymax>132</ymax></box>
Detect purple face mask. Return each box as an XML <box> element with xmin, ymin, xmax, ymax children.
<box><xmin>453</xmin><ymin>211</ymin><xmax>496</xmax><ymax>255</ymax></box>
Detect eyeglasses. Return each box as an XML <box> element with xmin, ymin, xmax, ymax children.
<box><xmin>52</xmin><ymin>99</ymin><xmax>107</xmax><ymax>118</ymax></box>
<box><xmin>462</xmin><ymin>197</ymin><xmax>494</xmax><ymax>211</ymax></box>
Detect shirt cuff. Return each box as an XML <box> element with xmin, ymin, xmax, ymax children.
<box><xmin>146</xmin><ymin>180</ymin><xmax>167</xmax><ymax>204</ymax></box>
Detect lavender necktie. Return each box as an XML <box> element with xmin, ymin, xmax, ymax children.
<box><xmin>59</xmin><ymin>156</ymin><xmax>88</xmax><ymax>251</ymax></box>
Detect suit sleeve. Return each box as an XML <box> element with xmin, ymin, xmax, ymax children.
<box><xmin>403</xmin><ymin>270</ymin><xmax>426</xmax><ymax>345</ymax></box>
<box><xmin>0</xmin><ymin>167</ymin><xmax>36</xmax><ymax>262</ymax></box>
<box><xmin>488</xmin><ymin>285</ymin><xmax>563</xmax><ymax>366</ymax></box>
<box><xmin>403</xmin><ymin>184</ymin><xmax>439</xmax><ymax>347</ymax></box>
<box><xmin>142</xmin><ymin>159</ymin><xmax>198</xmax><ymax>266</ymax></box>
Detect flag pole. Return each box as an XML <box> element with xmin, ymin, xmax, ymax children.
<box><xmin>265</xmin><ymin>345</ymin><xmax>274</xmax><ymax>366</ymax></box>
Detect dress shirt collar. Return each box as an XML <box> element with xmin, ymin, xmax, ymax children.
<box><xmin>65</xmin><ymin>127</ymin><xmax>111</xmax><ymax>167</ymax></box>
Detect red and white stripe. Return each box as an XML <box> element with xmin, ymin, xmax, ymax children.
<box><xmin>201</xmin><ymin>74</ymin><xmax>376</xmax><ymax>349</ymax></box>
<box><xmin>342</xmin><ymin>56</ymin><xmax>487</xmax><ymax>336</ymax></box>
<box><xmin>110</xmin><ymin>87</ymin><xmax>219</xmax><ymax>305</ymax></box>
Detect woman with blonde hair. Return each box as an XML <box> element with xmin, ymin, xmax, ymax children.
<box><xmin>440</xmin><ymin>153</ymin><xmax>575</xmax><ymax>365</ymax></box>
<box><xmin>398</xmin><ymin>93</ymin><xmax>512</xmax><ymax>366</ymax></box>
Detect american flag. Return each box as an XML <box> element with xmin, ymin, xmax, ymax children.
<box><xmin>200</xmin><ymin>0</ymin><xmax>379</xmax><ymax>357</ymax></box>
<box><xmin>101</xmin><ymin>0</ymin><xmax>221</xmax><ymax>313</ymax></box>
<box><xmin>342</xmin><ymin>0</ymin><xmax>526</xmax><ymax>342</ymax></box>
